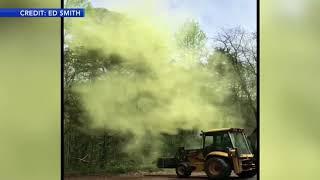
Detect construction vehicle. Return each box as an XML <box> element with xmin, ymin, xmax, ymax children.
<box><xmin>157</xmin><ymin>128</ymin><xmax>256</xmax><ymax>179</ymax></box>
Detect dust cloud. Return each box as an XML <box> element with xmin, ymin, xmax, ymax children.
<box><xmin>67</xmin><ymin>2</ymin><xmax>244</xmax><ymax>159</ymax></box>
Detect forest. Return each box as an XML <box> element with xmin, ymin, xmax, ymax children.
<box><xmin>64</xmin><ymin>2</ymin><xmax>257</xmax><ymax>175</ymax></box>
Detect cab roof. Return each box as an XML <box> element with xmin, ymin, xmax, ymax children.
<box><xmin>202</xmin><ymin>128</ymin><xmax>244</xmax><ymax>135</ymax></box>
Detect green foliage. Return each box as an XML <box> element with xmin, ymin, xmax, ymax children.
<box><xmin>175</xmin><ymin>20</ymin><xmax>207</xmax><ymax>51</ymax></box>
<box><xmin>65</xmin><ymin>0</ymin><xmax>91</xmax><ymax>8</ymax></box>
<box><xmin>64</xmin><ymin>8</ymin><xmax>257</xmax><ymax>175</ymax></box>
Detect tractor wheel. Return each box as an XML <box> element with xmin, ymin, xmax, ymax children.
<box><xmin>237</xmin><ymin>170</ymin><xmax>257</xmax><ymax>178</ymax></box>
<box><xmin>176</xmin><ymin>163</ymin><xmax>192</xmax><ymax>178</ymax></box>
<box><xmin>204</xmin><ymin>157</ymin><xmax>231</xmax><ymax>179</ymax></box>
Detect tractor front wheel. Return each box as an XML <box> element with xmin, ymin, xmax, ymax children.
<box><xmin>205</xmin><ymin>157</ymin><xmax>231</xmax><ymax>179</ymax></box>
<box><xmin>176</xmin><ymin>163</ymin><xmax>192</xmax><ymax>178</ymax></box>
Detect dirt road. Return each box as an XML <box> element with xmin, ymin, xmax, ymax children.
<box><xmin>65</xmin><ymin>173</ymin><xmax>257</xmax><ymax>180</ymax></box>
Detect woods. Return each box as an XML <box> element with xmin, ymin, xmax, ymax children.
<box><xmin>64</xmin><ymin>7</ymin><xmax>257</xmax><ymax>174</ymax></box>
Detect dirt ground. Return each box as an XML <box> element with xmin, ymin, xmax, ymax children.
<box><xmin>64</xmin><ymin>172</ymin><xmax>257</xmax><ymax>180</ymax></box>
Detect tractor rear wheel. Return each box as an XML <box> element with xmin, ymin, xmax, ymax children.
<box><xmin>176</xmin><ymin>163</ymin><xmax>191</xmax><ymax>178</ymax></box>
<box><xmin>205</xmin><ymin>157</ymin><xmax>231</xmax><ymax>179</ymax></box>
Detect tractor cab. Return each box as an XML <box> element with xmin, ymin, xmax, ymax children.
<box><xmin>201</xmin><ymin>128</ymin><xmax>253</xmax><ymax>158</ymax></box>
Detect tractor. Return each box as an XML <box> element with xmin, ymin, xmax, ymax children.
<box><xmin>157</xmin><ymin>128</ymin><xmax>256</xmax><ymax>179</ymax></box>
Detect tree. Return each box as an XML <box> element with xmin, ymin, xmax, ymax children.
<box><xmin>64</xmin><ymin>46</ymin><xmax>137</xmax><ymax>173</ymax></box>
<box><xmin>213</xmin><ymin>27</ymin><xmax>257</xmax><ymax>131</ymax></box>
<box><xmin>174</xmin><ymin>20</ymin><xmax>208</xmax><ymax>65</ymax></box>
<box><xmin>175</xmin><ymin>20</ymin><xmax>207</xmax><ymax>51</ymax></box>
<box><xmin>63</xmin><ymin>8</ymin><xmax>149</xmax><ymax>174</ymax></box>
<box><xmin>64</xmin><ymin>0</ymin><xmax>91</xmax><ymax>8</ymax></box>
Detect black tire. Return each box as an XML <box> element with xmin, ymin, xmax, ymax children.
<box><xmin>237</xmin><ymin>170</ymin><xmax>257</xmax><ymax>178</ymax></box>
<box><xmin>176</xmin><ymin>163</ymin><xmax>192</xmax><ymax>178</ymax></box>
<box><xmin>204</xmin><ymin>157</ymin><xmax>231</xmax><ymax>179</ymax></box>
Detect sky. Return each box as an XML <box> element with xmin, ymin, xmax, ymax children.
<box><xmin>91</xmin><ymin>0</ymin><xmax>257</xmax><ymax>38</ymax></box>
